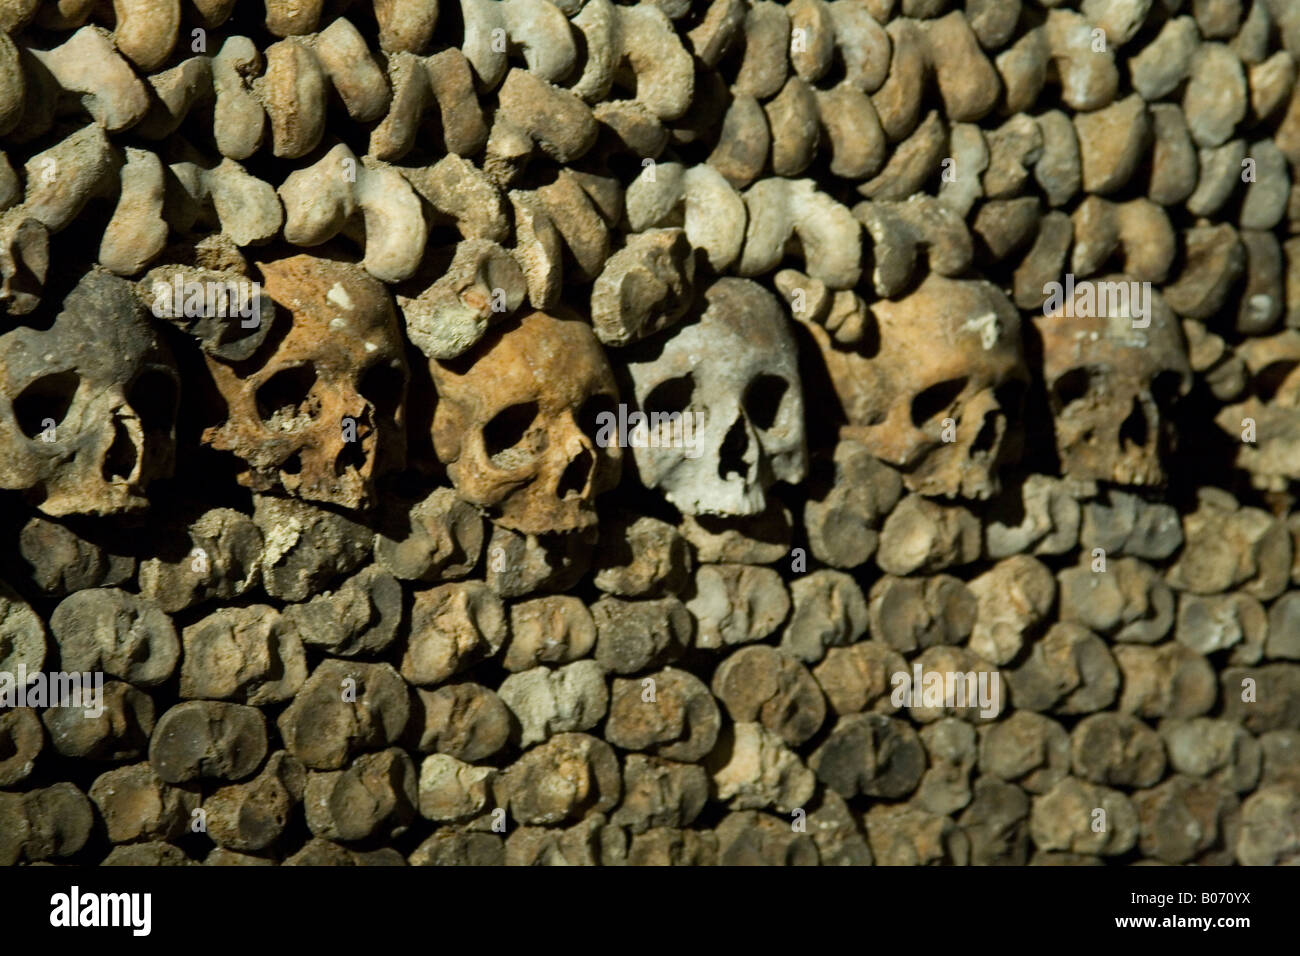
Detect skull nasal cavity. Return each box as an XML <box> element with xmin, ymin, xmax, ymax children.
<box><xmin>256</xmin><ymin>363</ymin><xmax>317</xmax><ymax>423</ymax></box>
<box><xmin>1119</xmin><ymin>396</ymin><xmax>1149</xmax><ymax>449</ymax></box>
<box><xmin>911</xmin><ymin>377</ymin><xmax>967</xmax><ymax>427</ymax></box>
<box><xmin>717</xmin><ymin>418</ymin><xmax>749</xmax><ymax>481</ymax></box>
<box><xmin>14</xmin><ymin>371</ymin><xmax>79</xmax><ymax>438</ymax></box>
<box><xmin>745</xmin><ymin>374</ymin><xmax>788</xmax><ymax>431</ymax></box>
<box><xmin>484</xmin><ymin>401</ymin><xmax>539</xmax><ymax>466</ymax></box>
<box><xmin>558</xmin><ymin>446</ymin><xmax>593</xmax><ymax>499</ymax></box>
<box><xmin>102</xmin><ymin>419</ymin><xmax>139</xmax><ymax>482</ymax></box>
<box><xmin>971</xmin><ymin>409</ymin><xmax>1002</xmax><ymax>454</ymax></box>
<box><xmin>335</xmin><ymin>438</ymin><xmax>367</xmax><ymax>476</ymax></box>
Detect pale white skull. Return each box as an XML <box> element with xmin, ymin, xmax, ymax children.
<box><xmin>0</xmin><ymin>269</ymin><xmax>179</xmax><ymax>515</ymax></box>
<box><xmin>1035</xmin><ymin>275</ymin><xmax>1191</xmax><ymax>486</ymax></box>
<box><xmin>625</xmin><ymin>278</ymin><xmax>807</xmax><ymax>516</ymax></box>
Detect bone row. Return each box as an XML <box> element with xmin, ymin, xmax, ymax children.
<box><xmin>7</xmin><ymin>728</ymin><xmax>1295</xmax><ymax>864</ymax></box>
<box><xmin>5</xmin><ymin>1</ymin><xmax>1299</xmax><ymax>171</ymax></box>
<box><xmin>0</xmin><ymin>251</ymin><xmax>1287</xmax><ymax>531</ymax></box>
<box><xmin>4</xmin><ymin>1</ymin><xmax>1300</xmax><ymax>312</ymax></box>
<box><xmin>2</xmin><ymin>0</ymin><xmax>1299</xmax><ymax>868</ymax></box>
<box><xmin>3</xmin><ymin>473</ymin><xmax>1299</xmax><ymax>865</ymax></box>
<box><xmin>3</xmin><ymin>114</ymin><xmax>1298</xmax><ymax>347</ymax></box>
<box><xmin>6</xmin><ymin>1</ymin><xmax>1300</xmax><ymax>144</ymax></box>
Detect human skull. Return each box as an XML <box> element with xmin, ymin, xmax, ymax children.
<box><xmin>800</xmin><ymin>274</ymin><xmax>1027</xmax><ymax>500</ymax></box>
<box><xmin>430</xmin><ymin>311</ymin><xmax>622</xmax><ymax>535</ymax></box>
<box><xmin>0</xmin><ymin>269</ymin><xmax>179</xmax><ymax>516</ymax></box>
<box><xmin>624</xmin><ymin>278</ymin><xmax>807</xmax><ymax>516</ymax></box>
<box><xmin>202</xmin><ymin>255</ymin><xmax>408</xmax><ymax>510</ymax></box>
<box><xmin>1034</xmin><ymin>275</ymin><xmax>1191</xmax><ymax>486</ymax></box>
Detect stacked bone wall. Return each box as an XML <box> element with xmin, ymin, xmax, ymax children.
<box><xmin>0</xmin><ymin>0</ymin><xmax>1299</xmax><ymax>867</ymax></box>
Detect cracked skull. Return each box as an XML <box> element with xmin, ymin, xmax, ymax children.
<box><xmin>625</xmin><ymin>278</ymin><xmax>807</xmax><ymax>517</ymax></box>
<box><xmin>0</xmin><ymin>269</ymin><xmax>179</xmax><ymax>515</ymax></box>
<box><xmin>1035</xmin><ymin>275</ymin><xmax>1191</xmax><ymax>486</ymax></box>
<box><xmin>202</xmin><ymin>255</ymin><xmax>409</xmax><ymax>509</ymax></box>
<box><xmin>800</xmin><ymin>274</ymin><xmax>1028</xmax><ymax>500</ymax></box>
<box><xmin>430</xmin><ymin>310</ymin><xmax>622</xmax><ymax>534</ymax></box>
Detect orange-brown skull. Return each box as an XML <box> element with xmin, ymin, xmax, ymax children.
<box><xmin>202</xmin><ymin>255</ymin><xmax>408</xmax><ymax>509</ymax></box>
<box><xmin>430</xmin><ymin>311</ymin><xmax>622</xmax><ymax>534</ymax></box>
<box><xmin>1034</xmin><ymin>275</ymin><xmax>1191</xmax><ymax>486</ymax></box>
<box><xmin>801</xmin><ymin>274</ymin><xmax>1028</xmax><ymax>500</ymax></box>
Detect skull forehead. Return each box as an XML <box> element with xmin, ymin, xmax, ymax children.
<box><xmin>1</xmin><ymin>271</ymin><xmax>166</xmax><ymax>386</ymax></box>
<box><xmin>870</xmin><ymin>276</ymin><xmax>1023</xmax><ymax>386</ymax></box>
<box><xmin>435</xmin><ymin>312</ymin><xmax>617</xmax><ymax>413</ymax></box>
<box><xmin>256</xmin><ymin>255</ymin><xmax>404</xmax><ymax>374</ymax></box>
<box><xmin>630</xmin><ymin>278</ymin><xmax>799</xmax><ymax>389</ymax></box>
<box><xmin>1036</xmin><ymin>279</ymin><xmax>1190</xmax><ymax>382</ymax></box>
<box><xmin>696</xmin><ymin>278</ymin><xmax>795</xmax><ymax>352</ymax></box>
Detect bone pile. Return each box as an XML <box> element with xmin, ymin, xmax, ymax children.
<box><xmin>1</xmin><ymin>0</ymin><xmax>1299</xmax><ymax>868</ymax></box>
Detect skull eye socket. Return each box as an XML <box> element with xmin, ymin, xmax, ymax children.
<box><xmin>643</xmin><ymin>374</ymin><xmax>694</xmax><ymax>417</ymax></box>
<box><xmin>129</xmin><ymin>369</ymin><xmax>179</xmax><ymax>435</ymax></box>
<box><xmin>1150</xmin><ymin>369</ymin><xmax>1185</xmax><ymax>409</ymax></box>
<box><xmin>1052</xmin><ymin>368</ymin><xmax>1092</xmax><ymax>409</ymax></box>
<box><xmin>578</xmin><ymin>393</ymin><xmax>619</xmax><ymax>444</ymax></box>
<box><xmin>359</xmin><ymin>361</ymin><xmax>406</xmax><ymax>417</ymax></box>
<box><xmin>745</xmin><ymin>374</ymin><xmax>789</xmax><ymax>431</ymax></box>
<box><xmin>256</xmin><ymin>363</ymin><xmax>318</xmax><ymax>424</ymax></box>
<box><xmin>910</xmin><ymin>377</ymin><xmax>968</xmax><ymax>427</ymax></box>
<box><xmin>13</xmin><ymin>371</ymin><xmax>80</xmax><ymax>439</ymax></box>
<box><xmin>483</xmin><ymin>401</ymin><xmax>539</xmax><ymax>465</ymax></box>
